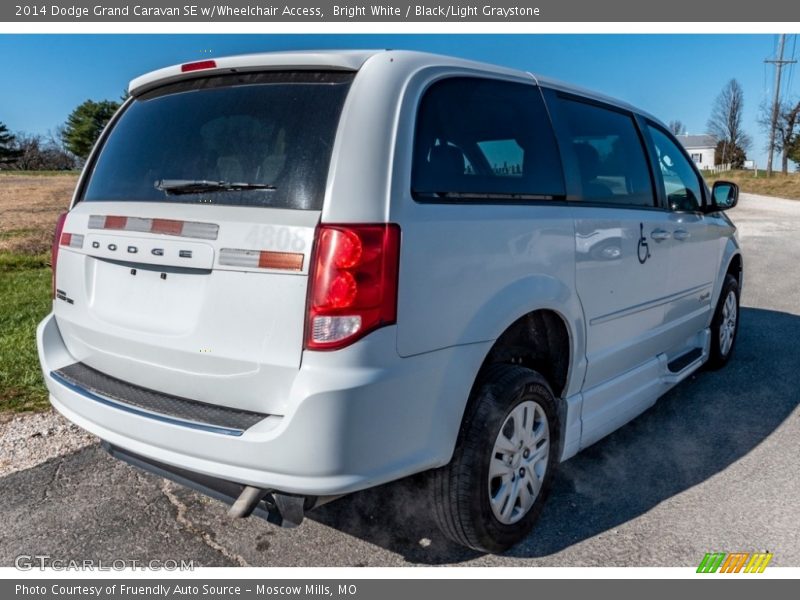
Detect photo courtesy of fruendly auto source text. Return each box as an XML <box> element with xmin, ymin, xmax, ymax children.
<box><xmin>0</xmin><ymin>0</ymin><xmax>798</xmax><ymax>597</ymax></box>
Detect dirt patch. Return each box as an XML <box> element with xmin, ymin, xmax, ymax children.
<box><xmin>0</xmin><ymin>174</ymin><xmax>78</xmax><ymax>254</ymax></box>
<box><xmin>0</xmin><ymin>409</ymin><xmax>96</xmax><ymax>477</ymax></box>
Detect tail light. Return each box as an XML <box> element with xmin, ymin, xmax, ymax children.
<box><xmin>305</xmin><ymin>224</ymin><xmax>401</xmax><ymax>350</ymax></box>
<box><xmin>51</xmin><ymin>212</ymin><xmax>68</xmax><ymax>298</ymax></box>
<box><xmin>51</xmin><ymin>212</ymin><xmax>84</xmax><ymax>298</ymax></box>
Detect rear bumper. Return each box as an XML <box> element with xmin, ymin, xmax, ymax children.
<box><xmin>38</xmin><ymin>312</ymin><xmax>491</xmax><ymax>495</ymax></box>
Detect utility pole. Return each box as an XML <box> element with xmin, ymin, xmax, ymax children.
<box><xmin>765</xmin><ymin>34</ymin><xmax>797</xmax><ymax>176</ymax></box>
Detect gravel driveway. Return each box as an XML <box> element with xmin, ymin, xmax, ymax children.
<box><xmin>2</xmin><ymin>192</ymin><xmax>798</xmax><ymax>567</ymax></box>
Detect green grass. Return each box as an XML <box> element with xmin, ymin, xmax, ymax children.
<box><xmin>0</xmin><ymin>254</ymin><xmax>52</xmax><ymax>413</ymax></box>
<box><xmin>0</xmin><ymin>252</ymin><xmax>50</xmax><ymax>271</ymax></box>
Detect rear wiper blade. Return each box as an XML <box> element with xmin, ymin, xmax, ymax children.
<box><xmin>155</xmin><ymin>179</ymin><xmax>276</xmax><ymax>195</ymax></box>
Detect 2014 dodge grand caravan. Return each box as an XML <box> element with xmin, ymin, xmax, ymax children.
<box><xmin>37</xmin><ymin>50</ymin><xmax>742</xmax><ymax>553</ymax></box>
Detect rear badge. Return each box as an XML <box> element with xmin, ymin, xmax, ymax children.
<box><xmin>55</xmin><ymin>289</ymin><xmax>75</xmax><ymax>305</ymax></box>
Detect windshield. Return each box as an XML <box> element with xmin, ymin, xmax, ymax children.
<box><xmin>80</xmin><ymin>71</ymin><xmax>354</xmax><ymax>210</ymax></box>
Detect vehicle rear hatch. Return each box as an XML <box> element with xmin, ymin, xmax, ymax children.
<box><xmin>53</xmin><ymin>70</ymin><xmax>354</xmax><ymax>416</ymax></box>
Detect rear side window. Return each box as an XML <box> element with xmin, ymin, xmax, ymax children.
<box><xmin>412</xmin><ymin>77</ymin><xmax>565</xmax><ymax>200</ymax></box>
<box><xmin>558</xmin><ymin>98</ymin><xmax>653</xmax><ymax>207</ymax></box>
<box><xmin>81</xmin><ymin>72</ymin><xmax>354</xmax><ymax>210</ymax></box>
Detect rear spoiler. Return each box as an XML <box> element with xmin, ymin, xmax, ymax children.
<box><xmin>128</xmin><ymin>50</ymin><xmax>378</xmax><ymax>97</ymax></box>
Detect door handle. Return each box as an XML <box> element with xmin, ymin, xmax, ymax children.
<box><xmin>673</xmin><ymin>229</ymin><xmax>691</xmax><ymax>241</ymax></box>
<box><xmin>650</xmin><ymin>228</ymin><xmax>671</xmax><ymax>242</ymax></box>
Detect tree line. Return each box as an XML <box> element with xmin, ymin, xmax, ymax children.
<box><xmin>671</xmin><ymin>79</ymin><xmax>800</xmax><ymax>172</ymax></box>
<box><xmin>0</xmin><ymin>99</ymin><xmax>120</xmax><ymax>171</ymax></box>
<box><xmin>3</xmin><ymin>82</ymin><xmax>799</xmax><ymax>174</ymax></box>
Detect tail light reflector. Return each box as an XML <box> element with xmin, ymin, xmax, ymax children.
<box><xmin>219</xmin><ymin>248</ymin><xmax>304</xmax><ymax>271</ymax></box>
<box><xmin>60</xmin><ymin>232</ymin><xmax>84</xmax><ymax>249</ymax></box>
<box><xmin>51</xmin><ymin>212</ymin><xmax>68</xmax><ymax>298</ymax></box>
<box><xmin>305</xmin><ymin>224</ymin><xmax>401</xmax><ymax>350</ymax></box>
<box><xmin>88</xmin><ymin>214</ymin><xmax>218</xmax><ymax>240</ymax></box>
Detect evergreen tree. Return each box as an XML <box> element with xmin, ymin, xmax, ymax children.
<box><xmin>0</xmin><ymin>121</ymin><xmax>21</xmax><ymax>165</ymax></box>
<box><xmin>63</xmin><ymin>99</ymin><xmax>120</xmax><ymax>160</ymax></box>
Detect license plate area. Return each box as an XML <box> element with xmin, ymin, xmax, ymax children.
<box><xmin>88</xmin><ymin>258</ymin><xmax>207</xmax><ymax>335</ymax></box>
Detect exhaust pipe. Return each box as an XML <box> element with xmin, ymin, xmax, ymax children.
<box><xmin>227</xmin><ymin>486</ymin><xmax>269</xmax><ymax>519</ymax></box>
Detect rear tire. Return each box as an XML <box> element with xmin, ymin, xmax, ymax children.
<box><xmin>431</xmin><ymin>364</ymin><xmax>560</xmax><ymax>553</ymax></box>
<box><xmin>707</xmin><ymin>273</ymin><xmax>740</xmax><ymax>370</ymax></box>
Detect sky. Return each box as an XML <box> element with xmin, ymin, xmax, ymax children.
<box><xmin>1</xmin><ymin>34</ymin><xmax>798</xmax><ymax>167</ymax></box>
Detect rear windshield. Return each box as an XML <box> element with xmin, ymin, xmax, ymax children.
<box><xmin>80</xmin><ymin>72</ymin><xmax>354</xmax><ymax>210</ymax></box>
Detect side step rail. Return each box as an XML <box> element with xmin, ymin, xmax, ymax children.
<box><xmin>667</xmin><ymin>347</ymin><xmax>703</xmax><ymax>374</ymax></box>
<box><xmin>661</xmin><ymin>329</ymin><xmax>711</xmax><ymax>385</ymax></box>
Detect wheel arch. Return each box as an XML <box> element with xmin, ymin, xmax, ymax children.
<box><xmin>439</xmin><ymin>307</ymin><xmax>580</xmax><ymax>467</ymax></box>
<box><xmin>452</xmin><ymin>274</ymin><xmax>585</xmax><ymax>396</ymax></box>
<box><xmin>432</xmin><ymin>277</ymin><xmax>587</xmax><ymax>468</ymax></box>
<box><xmin>478</xmin><ymin>309</ymin><xmax>572</xmax><ymax>399</ymax></box>
<box><xmin>726</xmin><ymin>252</ymin><xmax>743</xmax><ymax>290</ymax></box>
<box><xmin>712</xmin><ymin>241</ymin><xmax>743</xmax><ymax>318</ymax></box>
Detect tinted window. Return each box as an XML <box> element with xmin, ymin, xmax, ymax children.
<box><xmin>81</xmin><ymin>72</ymin><xmax>353</xmax><ymax>210</ymax></box>
<box><xmin>648</xmin><ymin>126</ymin><xmax>704</xmax><ymax>212</ymax></box>
<box><xmin>412</xmin><ymin>78</ymin><xmax>564</xmax><ymax>200</ymax></box>
<box><xmin>558</xmin><ymin>98</ymin><xmax>653</xmax><ymax>207</ymax></box>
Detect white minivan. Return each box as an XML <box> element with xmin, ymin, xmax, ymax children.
<box><xmin>38</xmin><ymin>50</ymin><xmax>742</xmax><ymax>552</ymax></box>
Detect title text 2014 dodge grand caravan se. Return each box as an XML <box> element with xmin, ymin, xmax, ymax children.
<box><xmin>37</xmin><ymin>50</ymin><xmax>742</xmax><ymax>553</ymax></box>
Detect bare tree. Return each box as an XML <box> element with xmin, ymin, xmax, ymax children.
<box><xmin>707</xmin><ymin>79</ymin><xmax>752</xmax><ymax>167</ymax></box>
<box><xmin>788</xmin><ymin>132</ymin><xmax>800</xmax><ymax>170</ymax></box>
<box><xmin>668</xmin><ymin>120</ymin><xmax>686</xmax><ymax>136</ymax></box>
<box><xmin>10</xmin><ymin>132</ymin><xmax>76</xmax><ymax>171</ymax></box>
<box><xmin>760</xmin><ymin>99</ymin><xmax>800</xmax><ymax>174</ymax></box>
<box><xmin>780</xmin><ymin>103</ymin><xmax>800</xmax><ymax>173</ymax></box>
<box><xmin>47</xmin><ymin>124</ymin><xmax>68</xmax><ymax>151</ymax></box>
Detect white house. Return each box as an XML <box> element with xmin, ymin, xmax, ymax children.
<box><xmin>676</xmin><ymin>134</ymin><xmax>717</xmax><ymax>169</ymax></box>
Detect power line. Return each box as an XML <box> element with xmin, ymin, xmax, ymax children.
<box><xmin>765</xmin><ymin>34</ymin><xmax>797</xmax><ymax>176</ymax></box>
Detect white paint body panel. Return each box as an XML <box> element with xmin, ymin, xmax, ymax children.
<box><xmin>38</xmin><ymin>50</ymin><xmax>742</xmax><ymax>495</ymax></box>
<box><xmin>53</xmin><ymin>201</ymin><xmax>318</xmax><ymax>416</ymax></box>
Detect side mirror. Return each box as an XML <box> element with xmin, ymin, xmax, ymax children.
<box><xmin>710</xmin><ymin>181</ymin><xmax>739</xmax><ymax>211</ymax></box>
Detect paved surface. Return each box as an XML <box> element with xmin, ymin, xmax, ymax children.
<box><xmin>2</xmin><ymin>193</ymin><xmax>799</xmax><ymax>567</ymax></box>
